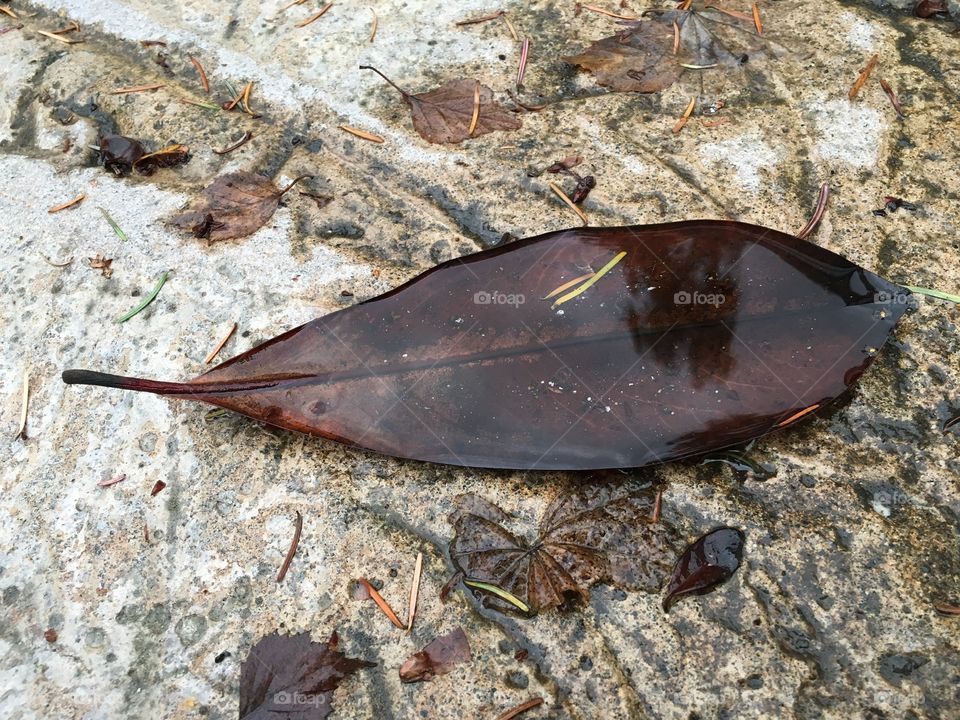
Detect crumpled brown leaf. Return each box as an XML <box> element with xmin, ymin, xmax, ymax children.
<box><xmin>361</xmin><ymin>66</ymin><xmax>521</xmax><ymax>143</ymax></box>
<box><xmin>398</xmin><ymin>627</ymin><xmax>471</xmax><ymax>683</ymax></box>
<box><xmin>449</xmin><ymin>477</ymin><xmax>679</xmax><ymax>614</ymax></box>
<box><xmin>87</xmin><ymin>254</ymin><xmax>113</xmax><ymax>278</ymax></box>
<box><xmin>171</xmin><ymin>171</ymin><xmax>306</xmax><ymax>242</ymax></box>
<box><xmin>239</xmin><ymin>630</ymin><xmax>375</xmax><ymax>720</ymax></box>
<box><xmin>566</xmin><ymin>9</ymin><xmax>774</xmax><ymax>93</ymax></box>
<box><xmin>133</xmin><ymin>143</ymin><xmax>190</xmax><ymax>175</ymax></box>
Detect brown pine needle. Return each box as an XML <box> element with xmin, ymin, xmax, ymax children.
<box><xmin>110</xmin><ymin>83</ymin><xmax>165</xmax><ymax>95</ymax></box>
<box><xmin>934</xmin><ymin>602</ymin><xmax>960</xmax><ymax>616</ymax></box>
<box><xmin>180</xmin><ymin>97</ymin><xmax>221</xmax><ymax>110</ymax></box>
<box><xmin>652</xmin><ymin>490</ymin><xmax>662</xmax><ymax>522</ymax></box>
<box><xmin>189</xmin><ymin>56</ymin><xmax>210</xmax><ymax>93</ymax></box>
<box><xmin>501</xmin><ymin>12</ymin><xmax>519</xmax><ymax>41</ymax></box>
<box><xmin>295</xmin><ymin>2</ymin><xmax>333</xmax><ymax>27</ymax></box>
<box><xmin>849</xmin><ymin>54</ymin><xmax>878</xmax><ymax>100</ymax></box>
<box><xmin>582</xmin><ymin>4</ymin><xmax>639</xmax><ymax>20</ymax></box>
<box><xmin>50</xmin><ymin>20</ymin><xmax>80</xmax><ymax>34</ymax></box>
<box><xmin>276</xmin><ymin>511</ymin><xmax>303</xmax><ymax>582</ymax></box>
<box><xmin>406</xmin><ymin>551</ymin><xmax>423</xmax><ymax>632</ymax></box>
<box><xmin>204</xmin><ymin>322</ymin><xmax>237</xmax><ymax>364</ymax></box>
<box><xmin>495</xmin><ymin>697</ymin><xmax>545</xmax><ymax>720</ymax></box>
<box><xmin>223</xmin><ymin>84</ymin><xmax>245</xmax><ymax>111</ymax></box>
<box><xmin>552</xmin><ymin>251</ymin><xmax>625</xmax><ymax>308</ymax></box>
<box><xmin>37</xmin><ymin>29</ymin><xmax>83</xmax><ymax>44</ymax></box>
<box><xmin>705</xmin><ymin>5</ymin><xmax>753</xmax><ymax>21</ymax></box>
<box><xmin>48</xmin><ymin>193</ymin><xmax>85</xmax><ymax>213</ymax></box>
<box><xmin>672</xmin><ymin>96</ymin><xmax>696</xmax><ymax>133</ymax></box>
<box><xmin>544</xmin><ymin>272</ymin><xmax>596</xmax><ymax>300</ymax></box>
<box><xmin>15</xmin><ymin>368</ymin><xmax>29</xmax><ymax>440</ymax></box>
<box><xmin>701</xmin><ymin>117</ymin><xmax>729</xmax><ymax>128</ymax></box>
<box><xmin>776</xmin><ymin>404</ymin><xmax>821</xmax><ymax>428</ymax></box>
<box><xmin>468</xmin><ymin>81</ymin><xmax>481</xmax><ymax>136</ymax></box>
<box><xmin>98</xmin><ymin>473</ymin><xmax>126</xmax><ymax>487</ymax></box>
<box><xmin>456</xmin><ymin>10</ymin><xmax>504</xmax><ymax>26</ymax></box>
<box><xmin>338</xmin><ymin>124</ymin><xmax>385</xmax><ymax>143</ymax></box>
<box><xmin>516</xmin><ymin>37</ymin><xmax>530</xmax><ymax>90</ymax></box>
<box><xmin>42</xmin><ymin>255</ymin><xmax>73</xmax><ymax>267</ymax></box>
<box><xmin>240</xmin><ymin>80</ymin><xmax>255</xmax><ymax>114</ymax></box>
<box><xmin>212</xmin><ymin>130</ymin><xmax>253</xmax><ymax>155</ymax></box>
<box><xmin>369</xmin><ymin>7</ymin><xmax>378</xmax><ymax>42</ymax></box>
<box><xmin>548</xmin><ymin>181</ymin><xmax>589</xmax><ymax>225</ymax></box>
<box><xmin>796</xmin><ymin>182</ymin><xmax>830</xmax><ymax>240</ymax></box>
<box><xmin>0</xmin><ymin>6</ymin><xmax>18</xmax><ymax>19</ymax></box>
<box><xmin>673</xmin><ymin>19</ymin><xmax>680</xmax><ymax>54</ymax></box>
<box><xmin>880</xmin><ymin>78</ymin><xmax>904</xmax><ymax>117</ymax></box>
<box><xmin>281</xmin><ymin>0</ymin><xmax>308</xmax><ymax>9</ymax></box>
<box><xmin>752</xmin><ymin>3</ymin><xmax>763</xmax><ymax>35</ymax></box>
<box><xmin>357</xmin><ymin>578</ymin><xmax>405</xmax><ymax>628</ymax></box>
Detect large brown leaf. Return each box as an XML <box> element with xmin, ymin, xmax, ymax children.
<box><xmin>449</xmin><ymin>477</ymin><xmax>678</xmax><ymax>614</ymax></box>
<box><xmin>62</xmin><ymin>220</ymin><xmax>908</xmax><ymax>470</ymax></box>
<box><xmin>239</xmin><ymin>631</ymin><xmax>375</xmax><ymax>719</ymax></box>
<box><xmin>171</xmin><ymin>171</ymin><xmax>305</xmax><ymax>242</ymax></box>
<box><xmin>361</xmin><ymin>66</ymin><xmax>521</xmax><ymax>144</ymax></box>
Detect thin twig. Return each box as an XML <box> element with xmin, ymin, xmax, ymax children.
<box><xmin>240</xmin><ymin>80</ymin><xmax>255</xmax><ymax>115</ymax></box>
<box><xmin>110</xmin><ymin>83</ymin><xmax>165</xmax><ymax>95</ymax></box>
<box><xmin>338</xmin><ymin>124</ymin><xmax>385</xmax><ymax>143</ymax></box>
<box><xmin>212</xmin><ymin>130</ymin><xmax>253</xmax><ymax>155</ymax></box>
<box><xmin>369</xmin><ymin>7</ymin><xmax>378</xmax><ymax>42</ymax></box>
<box><xmin>548</xmin><ymin>181</ymin><xmax>589</xmax><ymax>225</ymax></box>
<box><xmin>581</xmin><ymin>4</ymin><xmax>639</xmax><ymax>20</ymax></box>
<box><xmin>48</xmin><ymin>193</ymin><xmax>85</xmax><ymax>213</ymax></box>
<box><xmin>455</xmin><ymin>11</ymin><xmax>504</xmax><ymax>26</ymax></box>
<box><xmin>357</xmin><ymin>578</ymin><xmax>405</xmax><ymax>628</ymax></box>
<box><xmin>189</xmin><ymin>56</ymin><xmax>209</xmax><ymax>93</ymax></box>
<box><xmin>15</xmin><ymin>368</ymin><xmax>29</xmax><ymax>440</ymax></box>
<box><xmin>468</xmin><ymin>81</ymin><xmax>481</xmax><ymax>136</ymax></box>
<box><xmin>849</xmin><ymin>53</ymin><xmax>878</xmax><ymax>100</ymax></box>
<box><xmin>406</xmin><ymin>551</ymin><xmax>423</xmax><ymax>632</ymax></box>
<box><xmin>204</xmin><ymin>322</ymin><xmax>237</xmax><ymax>363</ymax></box>
<box><xmin>672</xmin><ymin>96</ymin><xmax>696</xmax><ymax>133</ymax></box>
<box><xmin>295</xmin><ymin>2</ymin><xmax>333</xmax><ymax>27</ymax></box>
<box><xmin>879</xmin><ymin>78</ymin><xmax>903</xmax><ymax>117</ymax></box>
<box><xmin>37</xmin><ymin>29</ymin><xmax>82</xmax><ymax>44</ymax></box>
<box><xmin>501</xmin><ymin>13</ymin><xmax>519</xmax><ymax>41</ymax></box>
<box><xmin>752</xmin><ymin>2</ymin><xmax>763</xmax><ymax>35</ymax></box>
<box><xmin>516</xmin><ymin>37</ymin><xmax>530</xmax><ymax>91</ymax></box>
<box><xmin>494</xmin><ymin>697</ymin><xmax>545</xmax><ymax>720</ymax></box>
<box><xmin>796</xmin><ymin>182</ymin><xmax>830</xmax><ymax>239</ymax></box>
<box><xmin>276</xmin><ymin>510</ymin><xmax>303</xmax><ymax>582</ymax></box>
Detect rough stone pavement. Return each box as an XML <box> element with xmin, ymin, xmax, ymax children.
<box><xmin>1</xmin><ymin>1</ymin><xmax>958</xmax><ymax>718</ymax></box>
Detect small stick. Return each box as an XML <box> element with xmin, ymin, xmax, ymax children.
<box><xmin>295</xmin><ymin>2</ymin><xmax>333</xmax><ymax>27</ymax></box>
<box><xmin>357</xmin><ymin>578</ymin><xmax>405</xmax><ymax>628</ymax></box>
<box><xmin>99</xmin><ymin>473</ymin><xmax>127</xmax><ymax>487</ymax></box>
<box><xmin>752</xmin><ymin>2</ymin><xmax>763</xmax><ymax>35</ymax></box>
<box><xmin>189</xmin><ymin>56</ymin><xmax>210</xmax><ymax>93</ymax></box>
<box><xmin>276</xmin><ymin>510</ymin><xmax>303</xmax><ymax>582</ymax></box>
<box><xmin>406</xmin><ymin>551</ymin><xmax>423</xmax><ymax>632</ymax></box>
<box><xmin>495</xmin><ymin>697</ymin><xmax>545</xmax><ymax>720</ymax></box>
<box><xmin>369</xmin><ymin>7</ymin><xmax>378</xmax><ymax>42</ymax></box>
<box><xmin>652</xmin><ymin>489</ymin><xmax>662</xmax><ymax>522</ymax></box>
<box><xmin>48</xmin><ymin>193</ymin><xmax>85</xmax><ymax>213</ymax></box>
<box><xmin>672</xmin><ymin>96</ymin><xmax>696</xmax><ymax>133</ymax></box>
<box><xmin>212</xmin><ymin>130</ymin><xmax>253</xmax><ymax>155</ymax></box>
<box><xmin>455</xmin><ymin>11</ymin><xmax>504</xmax><ymax>26</ymax></box>
<box><xmin>581</xmin><ymin>4</ymin><xmax>639</xmax><ymax>20</ymax></box>
<box><xmin>37</xmin><ymin>29</ymin><xmax>83</xmax><ymax>44</ymax></box>
<box><xmin>468</xmin><ymin>81</ymin><xmax>481</xmax><ymax>136</ymax></box>
<box><xmin>849</xmin><ymin>53</ymin><xmax>878</xmax><ymax>100</ymax></box>
<box><xmin>15</xmin><ymin>368</ymin><xmax>29</xmax><ymax>440</ymax></box>
<box><xmin>796</xmin><ymin>182</ymin><xmax>830</xmax><ymax>239</ymax></box>
<box><xmin>548</xmin><ymin>181</ymin><xmax>589</xmax><ymax>225</ymax></box>
<box><xmin>338</xmin><ymin>124</ymin><xmax>385</xmax><ymax>143</ymax></box>
<box><xmin>204</xmin><ymin>322</ymin><xmax>237</xmax><ymax>363</ymax></box>
<box><xmin>110</xmin><ymin>83</ymin><xmax>165</xmax><ymax>95</ymax></box>
<box><xmin>516</xmin><ymin>37</ymin><xmax>530</xmax><ymax>91</ymax></box>
<box><xmin>879</xmin><ymin>78</ymin><xmax>903</xmax><ymax>117</ymax></box>
<box><xmin>501</xmin><ymin>13</ymin><xmax>519</xmax><ymax>41</ymax></box>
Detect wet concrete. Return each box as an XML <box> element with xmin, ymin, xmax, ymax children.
<box><xmin>1</xmin><ymin>1</ymin><xmax>958</xmax><ymax>718</ymax></box>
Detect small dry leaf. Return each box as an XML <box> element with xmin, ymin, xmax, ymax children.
<box><xmin>361</xmin><ymin>66</ymin><xmax>521</xmax><ymax>144</ymax></box>
<box><xmin>398</xmin><ymin>627</ymin><xmax>471</xmax><ymax>683</ymax></box>
<box><xmin>171</xmin><ymin>172</ymin><xmax>306</xmax><ymax>242</ymax></box>
<box><xmin>88</xmin><ymin>254</ymin><xmax>113</xmax><ymax>278</ymax></box>
<box><xmin>240</xmin><ymin>630</ymin><xmax>375</xmax><ymax>720</ymax></box>
<box><xmin>134</xmin><ymin>144</ymin><xmax>190</xmax><ymax>175</ymax></box>
<box><xmin>449</xmin><ymin>477</ymin><xmax>679</xmax><ymax>614</ymax></box>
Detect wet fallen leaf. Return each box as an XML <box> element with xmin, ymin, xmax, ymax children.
<box><xmin>663</xmin><ymin>527</ymin><xmax>744</xmax><ymax>611</ymax></box>
<box><xmin>63</xmin><ymin>220</ymin><xmax>909</xmax><ymax>469</ymax></box>
<box><xmin>449</xmin><ymin>477</ymin><xmax>679</xmax><ymax>614</ymax></box>
<box><xmin>914</xmin><ymin>0</ymin><xmax>948</xmax><ymax>18</ymax></box>
<box><xmin>133</xmin><ymin>144</ymin><xmax>190</xmax><ymax>175</ymax></box>
<box><xmin>240</xmin><ymin>630</ymin><xmax>375</xmax><ymax>720</ymax></box>
<box><xmin>398</xmin><ymin>627</ymin><xmax>471</xmax><ymax>683</ymax></box>
<box><xmin>361</xmin><ymin>66</ymin><xmax>521</xmax><ymax>144</ymax></box>
<box><xmin>87</xmin><ymin>254</ymin><xmax>113</xmax><ymax>278</ymax></box>
<box><xmin>99</xmin><ymin>134</ymin><xmax>144</xmax><ymax>175</ymax></box>
<box><xmin>171</xmin><ymin>172</ymin><xmax>307</xmax><ymax>242</ymax></box>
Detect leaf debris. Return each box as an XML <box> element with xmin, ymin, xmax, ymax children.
<box><xmin>98</xmin><ymin>473</ymin><xmax>126</xmax><ymax>487</ymax></box>
<box><xmin>204</xmin><ymin>322</ymin><xmax>237</xmax><ymax>364</ymax></box>
<box><xmin>189</xmin><ymin>56</ymin><xmax>209</xmax><ymax>92</ymax></box>
<box><xmin>752</xmin><ymin>2</ymin><xmax>763</xmax><ymax>34</ymax></box>
<box><xmin>110</xmin><ymin>82</ymin><xmax>165</xmax><ymax>95</ymax></box>
<box><xmin>796</xmin><ymin>182</ymin><xmax>830</xmax><ymax>240</ymax></box>
<box><xmin>672</xmin><ymin>96</ymin><xmax>696</xmax><ymax>133</ymax></box>
<box><xmin>663</xmin><ymin>527</ymin><xmax>745</xmax><ymax>610</ymax></box>
<box><xmin>88</xmin><ymin>254</ymin><xmax>114</xmax><ymax>278</ymax></box>
<box><xmin>276</xmin><ymin>510</ymin><xmax>303</xmax><ymax>582</ymax></box>
<box><xmin>581</xmin><ymin>4</ymin><xmax>639</xmax><ymax>20</ymax></box>
<box><xmin>357</xmin><ymin>577</ymin><xmax>405</xmax><ymax>628</ymax></box>
<box><xmin>48</xmin><ymin>194</ymin><xmax>85</xmax><ymax>213</ymax></box>
<box><xmin>934</xmin><ymin>602</ymin><xmax>960</xmax><ymax>615</ymax></box>
<box><xmin>552</xmin><ymin>250</ymin><xmax>625</xmax><ymax>308</ymax></box>
<box><xmin>495</xmin><ymin>697</ymin><xmax>545</xmax><ymax>720</ymax></box>
<box><xmin>295</xmin><ymin>2</ymin><xmax>333</xmax><ymax>27</ymax></box>
<box><xmin>399</xmin><ymin>627</ymin><xmax>471</xmax><ymax>683</ymax></box>
<box><xmin>116</xmin><ymin>271</ymin><xmax>170</xmax><ymax>324</ymax></box>
<box><xmin>212</xmin><ymin>131</ymin><xmax>253</xmax><ymax>155</ymax></box>
<box><xmin>516</xmin><ymin>37</ymin><xmax>530</xmax><ymax>91</ymax></box>
<box><xmin>369</xmin><ymin>7</ymin><xmax>378</xmax><ymax>42</ymax></box>
<box><xmin>37</xmin><ymin>29</ymin><xmax>83</xmax><ymax>44</ymax></box>
<box><xmin>548</xmin><ymin>181</ymin><xmax>589</xmax><ymax>225</ymax></box>
<box><xmin>464</xmin><ymin>579</ymin><xmax>530</xmax><ymax>613</ymax></box>
<box><xmin>338</xmin><ymin>124</ymin><xmax>385</xmax><ymax>143</ymax></box>
<box><xmin>879</xmin><ymin>78</ymin><xmax>903</xmax><ymax>117</ymax></box>
<box><xmin>848</xmin><ymin>53</ymin><xmax>878</xmax><ymax>100</ymax></box>
<box><xmin>150</xmin><ymin>480</ymin><xmax>166</xmax><ymax>496</ymax></box>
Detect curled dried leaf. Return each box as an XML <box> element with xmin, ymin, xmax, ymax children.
<box><xmin>134</xmin><ymin>144</ymin><xmax>190</xmax><ymax>175</ymax></box>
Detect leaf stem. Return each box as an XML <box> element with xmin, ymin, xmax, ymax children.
<box><xmin>359</xmin><ymin>65</ymin><xmax>410</xmax><ymax>97</ymax></box>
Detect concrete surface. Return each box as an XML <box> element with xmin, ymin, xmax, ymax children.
<box><xmin>1</xmin><ymin>1</ymin><xmax>958</xmax><ymax>718</ymax></box>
